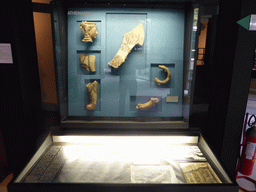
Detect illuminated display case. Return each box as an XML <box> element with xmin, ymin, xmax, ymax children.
<box><xmin>55</xmin><ymin>2</ymin><xmax>196</xmax><ymax>129</ymax></box>
<box><xmin>8</xmin><ymin>0</ymin><xmax>239</xmax><ymax>191</ymax></box>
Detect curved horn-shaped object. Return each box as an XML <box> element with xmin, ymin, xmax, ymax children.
<box><xmin>135</xmin><ymin>97</ymin><xmax>159</xmax><ymax>111</ymax></box>
<box><xmin>154</xmin><ymin>65</ymin><xmax>171</xmax><ymax>84</ymax></box>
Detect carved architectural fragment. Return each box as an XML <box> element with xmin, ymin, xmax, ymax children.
<box><xmin>108</xmin><ymin>23</ymin><xmax>145</xmax><ymax>68</ymax></box>
<box><xmin>135</xmin><ymin>97</ymin><xmax>159</xmax><ymax>111</ymax></box>
<box><xmin>80</xmin><ymin>21</ymin><xmax>98</xmax><ymax>42</ymax></box>
<box><xmin>80</xmin><ymin>54</ymin><xmax>96</xmax><ymax>72</ymax></box>
<box><xmin>86</xmin><ymin>80</ymin><xmax>98</xmax><ymax>110</ymax></box>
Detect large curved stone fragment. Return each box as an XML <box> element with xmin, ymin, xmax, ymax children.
<box><xmin>108</xmin><ymin>23</ymin><xmax>145</xmax><ymax>68</ymax></box>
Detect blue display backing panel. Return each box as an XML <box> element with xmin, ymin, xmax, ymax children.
<box><xmin>68</xmin><ymin>8</ymin><xmax>185</xmax><ymax>117</ymax></box>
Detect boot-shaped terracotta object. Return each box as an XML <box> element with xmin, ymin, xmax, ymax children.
<box><xmin>86</xmin><ymin>80</ymin><xmax>98</xmax><ymax>110</ymax></box>
<box><xmin>135</xmin><ymin>97</ymin><xmax>159</xmax><ymax>111</ymax></box>
<box><xmin>108</xmin><ymin>23</ymin><xmax>145</xmax><ymax>68</ymax></box>
<box><xmin>80</xmin><ymin>54</ymin><xmax>96</xmax><ymax>72</ymax></box>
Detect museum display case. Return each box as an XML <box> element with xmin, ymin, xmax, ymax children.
<box><xmin>54</xmin><ymin>1</ymin><xmax>197</xmax><ymax>129</ymax></box>
<box><xmin>8</xmin><ymin>0</ymin><xmax>239</xmax><ymax>191</ymax></box>
<box><xmin>9</xmin><ymin>130</ymin><xmax>237</xmax><ymax>191</ymax></box>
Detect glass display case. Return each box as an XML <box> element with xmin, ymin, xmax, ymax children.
<box><xmin>54</xmin><ymin>2</ymin><xmax>198</xmax><ymax>129</ymax></box>
<box><xmin>9</xmin><ymin>131</ymin><xmax>238</xmax><ymax>191</ymax></box>
<box><xmin>8</xmin><ymin>0</ymin><xmax>239</xmax><ymax>191</ymax></box>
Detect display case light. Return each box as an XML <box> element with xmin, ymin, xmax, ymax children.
<box><xmin>63</xmin><ymin>145</ymin><xmax>197</xmax><ymax>163</ymax></box>
<box><xmin>53</xmin><ymin>135</ymin><xmax>198</xmax><ymax>145</ymax></box>
<box><xmin>61</xmin><ymin>137</ymin><xmax>199</xmax><ymax>163</ymax></box>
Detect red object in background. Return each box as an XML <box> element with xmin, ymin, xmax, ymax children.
<box><xmin>239</xmin><ymin>133</ymin><xmax>256</xmax><ymax>175</ymax></box>
<box><xmin>236</xmin><ymin>113</ymin><xmax>256</xmax><ymax>192</ymax></box>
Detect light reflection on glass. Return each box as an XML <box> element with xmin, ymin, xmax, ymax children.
<box><xmin>62</xmin><ymin>143</ymin><xmax>196</xmax><ymax>164</ymax></box>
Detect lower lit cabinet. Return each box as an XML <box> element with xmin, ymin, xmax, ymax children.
<box><xmin>8</xmin><ymin>130</ymin><xmax>239</xmax><ymax>192</ymax></box>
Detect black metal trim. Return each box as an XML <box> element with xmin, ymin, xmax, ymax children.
<box><xmin>32</xmin><ymin>3</ymin><xmax>52</xmax><ymax>13</ymax></box>
<box><xmin>64</xmin><ymin>116</ymin><xmax>184</xmax><ymax>122</ymax></box>
<box><xmin>8</xmin><ymin>181</ymin><xmax>239</xmax><ymax>192</ymax></box>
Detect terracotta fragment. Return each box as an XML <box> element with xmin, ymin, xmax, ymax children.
<box><xmin>154</xmin><ymin>65</ymin><xmax>171</xmax><ymax>85</ymax></box>
<box><xmin>80</xmin><ymin>54</ymin><xmax>96</xmax><ymax>72</ymax></box>
<box><xmin>108</xmin><ymin>23</ymin><xmax>145</xmax><ymax>68</ymax></box>
<box><xmin>86</xmin><ymin>80</ymin><xmax>98</xmax><ymax>110</ymax></box>
<box><xmin>135</xmin><ymin>97</ymin><xmax>159</xmax><ymax>111</ymax></box>
<box><xmin>80</xmin><ymin>21</ymin><xmax>98</xmax><ymax>42</ymax></box>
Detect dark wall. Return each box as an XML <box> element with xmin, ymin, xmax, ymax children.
<box><xmin>221</xmin><ymin>0</ymin><xmax>256</xmax><ymax>180</ymax></box>
<box><xmin>203</xmin><ymin>0</ymin><xmax>256</xmax><ymax>179</ymax></box>
<box><xmin>0</xmin><ymin>0</ymin><xmax>42</xmax><ymax>176</ymax></box>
